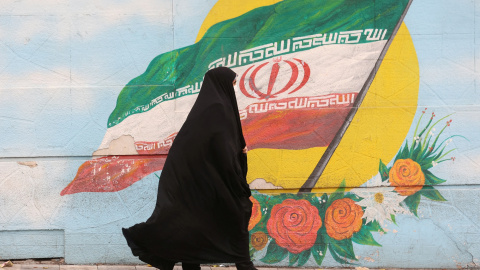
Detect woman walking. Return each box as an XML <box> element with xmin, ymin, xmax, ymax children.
<box><xmin>122</xmin><ymin>67</ymin><xmax>255</xmax><ymax>270</ymax></box>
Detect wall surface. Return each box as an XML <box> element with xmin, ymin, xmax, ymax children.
<box><xmin>0</xmin><ymin>0</ymin><xmax>479</xmax><ymax>268</ymax></box>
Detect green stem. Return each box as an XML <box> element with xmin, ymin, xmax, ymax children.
<box><xmin>438</xmin><ymin>135</ymin><xmax>469</xmax><ymax>146</ymax></box>
<box><xmin>436</xmin><ymin>148</ymin><xmax>457</xmax><ymax>161</ymax></box>
<box><xmin>413</xmin><ymin>111</ymin><xmax>426</xmax><ymax>139</ymax></box>
<box><xmin>422</xmin><ymin>113</ymin><xmax>454</xmax><ymax>146</ymax></box>
<box><xmin>429</xmin><ymin>135</ymin><xmax>466</xmax><ymax>160</ymax></box>
<box><xmin>421</xmin><ymin>135</ymin><xmax>432</xmax><ymax>153</ymax></box>
<box><xmin>418</xmin><ymin>116</ymin><xmax>433</xmax><ymax>139</ymax></box>
<box><xmin>431</xmin><ymin>145</ymin><xmax>447</xmax><ymax>160</ymax></box>
<box><xmin>429</xmin><ymin>124</ymin><xmax>448</xmax><ymax>152</ymax></box>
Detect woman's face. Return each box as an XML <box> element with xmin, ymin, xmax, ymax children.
<box><xmin>232</xmin><ymin>79</ymin><xmax>237</xmax><ymax>86</ymax></box>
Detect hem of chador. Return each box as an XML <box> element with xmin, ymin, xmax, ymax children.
<box><xmin>122</xmin><ymin>228</ymin><xmax>251</xmax><ymax>265</ymax></box>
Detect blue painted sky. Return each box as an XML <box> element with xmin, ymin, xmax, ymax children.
<box><xmin>0</xmin><ymin>0</ymin><xmax>217</xmax><ymax>157</ymax></box>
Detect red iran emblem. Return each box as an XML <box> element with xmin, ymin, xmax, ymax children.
<box><xmin>239</xmin><ymin>57</ymin><xmax>310</xmax><ymax>100</ymax></box>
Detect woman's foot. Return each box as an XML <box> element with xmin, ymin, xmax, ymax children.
<box><xmin>235</xmin><ymin>260</ymin><xmax>257</xmax><ymax>270</ymax></box>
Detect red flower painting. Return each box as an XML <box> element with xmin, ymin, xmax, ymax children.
<box><xmin>267</xmin><ymin>199</ymin><xmax>322</xmax><ymax>254</ymax></box>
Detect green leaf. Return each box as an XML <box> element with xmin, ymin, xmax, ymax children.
<box><xmin>410</xmin><ymin>139</ymin><xmax>417</xmax><ymax>152</ymax></box>
<box><xmin>411</xmin><ymin>143</ymin><xmax>423</xmax><ymax>161</ymax></box>
<box><xmin>311</xmin><ymin>230</ymin><xmax>328</xmax><ymax>266</ymax></box>
<box><xmin>420</xmin><ymin>186</ymin><xmax>447</xmax><ymax>201</ymax></box>
<box><xmin>318</xmin><ymin>193</ymin><xmax>328</xmax><ymax>212</ymax></box>
<box><xmin>390</xmin><ymin>214</ymin><xmax>397</xmax><ymax>226</ymax></box>
<box><xmin>352</xmin><ymin>227</ymin><xmax>382</xmax><ymax>247</ymax></box>
<box><xmin>320</xmin><ymin>193</ymin><xmax>329</xmax><ymax>203</ymax></box>
<box><xmin>424</xmin><ymin>170</ymin><xmax>447</xmax><ymax>185</ymax></box>
<box><xmin>329</xmin><ymin>238</ymin><xmax>356</xmax><ymax>261</ymax></box>
<box><xmin>420</xmin><ymin>157</ymin><xmax>435</xmax><ymax>170</ymax></box>
<box><xmin>397</xmin><ymin>142</ymin><xmax>410</xmax><ymax>160</ymax></box>
<box><xmin>260</xmin><ymin>240</ymin><xmax>288</xmax><ymax>264</ymax></box>
<box><xmin>312</xmin><ymin>193</ymin><xmax>328</xmax><ymax>223</ymax></box>
<box><xmin>250</xmin><ymin>247</ymin><xmax>256</xmax><ymax>258</ymax></box>
<box><xmin>328</xmin><ymin>243</ymin><xmax>351</xmax><ymax>265</ymax></box>
<box><xmin>288</xmin><ymin>252</ymin><xmax>299</xmax><ymax>266</ymax></box>
<box><xmin>297</xmin><ymin>249</ymin><xmax>311</xmax><ymax>267</ymax></box>
<box><xmin>417</xmin><ymin>117</ymin><xmax>433</xmax><ymax>139</ymax></box>
<box><xmin>417</xmin><ymin>142</ymin><xmax>432</xmax><ymax>161</ymax></box>
<box><xmin>396</xmin><ymin>145</ymin><xmax>404</xmax><ymax>160</ymax></box>
<box><xmin>312</xmin><ymin>244</ymin><xmax>327</xmax><ymax>266</ymax></box>
<box><xmin>364</xmin><ymin>220</ymin><xmax>384</xmax><ymax>233</ymax></box>
<box><xmin>305</xmin><ymin>193</ymin><xmax>321</xmax><ymax>207</ymax></box>
<box><xmin>403</xmin><ymin>192</ymin><xmax>421</xmax><ymax>216</ymax></box>
<box><xmin>433</xmin><ymin>145</ymin><xmax>446</xmax><ymax>158</ymax></box>
<box><xmin>379</xmin><ymin>159</ymin><xmax>389</xmax><ymax>181</ymax></box>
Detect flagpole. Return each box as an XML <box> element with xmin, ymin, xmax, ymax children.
<box><xmin>298</xmin><ymin>0</ymin><xmax>414</xmax><ymax>193</ymax></box>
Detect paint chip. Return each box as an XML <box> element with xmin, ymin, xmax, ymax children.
<box><xmin>1</xmin><ymin>260</ymin><xmax>13</xmax><ymax>267</ymax></box>
<box><xmin>249</xmin><ymin>178</ymin><xmax>283</xmax><ymax>189</ymax></box>
<box><xmin>93</xmin><ymin>135</ymin><xmax>138</xmax><ymax>156</ymax></box>
<box><xmin>17</xmin><ymin>161</ymin><xmax>38</xmax><ymax>168</ymax></box>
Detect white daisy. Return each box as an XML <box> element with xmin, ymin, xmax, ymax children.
<box><xmin>352</xmin><ymin>174</ymin><xmax>410</xmax><ymax>225</ymax></box>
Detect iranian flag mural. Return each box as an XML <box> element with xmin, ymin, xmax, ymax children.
<box><xmin>61</xmin><ymin>0</ymin><xmax>412</xmax><ymax>195</ymax></box>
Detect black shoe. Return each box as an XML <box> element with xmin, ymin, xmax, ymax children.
<box><xmin>235</xmin><ymin>261</ymin><xmax>256</xmax><ymax>270</ymax></box>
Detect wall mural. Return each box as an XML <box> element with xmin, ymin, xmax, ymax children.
<box><xmin>54</xmin><ymin>0</ymin><xmax>464</xmax><ymax>266</ymax></box>
<box><xmin>62</xmin><ymin>0</ymin><xmax>416</xmax><ymax>194</ymax></box>
<box><xmin>2</xmin><ymin>0</ymin><xmax>478</xmax><ymax>267</ymax></box>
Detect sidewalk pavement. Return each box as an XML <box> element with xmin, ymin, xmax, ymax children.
<box><xmin>0</xmin><ymin>263</ymin><xmax>427</xmax><ymax>270</ymax></box>
<box><xmin>0</xmin><ymin>260</ymin><xmax>464</xmax><ymax>270</ymax></box>
<box><xmin>2</xmin><ymin>264</ymin><xmax>234</xmax><ymax>270</ymax></box>
<box><xmin>0</xmin><ymin>261</ymin><xmax>344</xmax><ymax>270</ymax></box>
<box><xmin>0</xmin><ymin>265</ymin><xmax>464</xmax><ymax>270</ymax></box>
<box><xmin>0</xmin><ymin>264</ymin><xmax>347</xmax><ymax>270</ymax></box>
<box><xmin>0</xmin><ymin>266</ymin><xmax>428</xmax><ymax>270</ymax></box>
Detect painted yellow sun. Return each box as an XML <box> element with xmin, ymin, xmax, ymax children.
<box><xmin>197</xmin><ymin>1</ymin><xmax>419</xmax><ymax>190</ymax></box>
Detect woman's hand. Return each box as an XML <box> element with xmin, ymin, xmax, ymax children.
<box><xmin>242</xmin><ymin>146</ymin><xmax>248</xmax><ymax>154</ymax></box>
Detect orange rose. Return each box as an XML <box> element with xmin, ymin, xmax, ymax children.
<box><xmin>248</xmin><ymin>196</ymin><xmax>262</xmax><ymax>230</ymax></box>
<box><xmin>250</xmin><ymin>231</ymin><xmax>268</xmax><ymax>250</ymax></box>
<box><xmin>389</xmin><ymin>158</ymin><xmax>425</xmax><ymax>196</ymax></box>
<box><xmin>325</xmin><ymin>198</ymin><xmax>363</xmax><ymax>240</ymax></box>
<box><xmin>267</xmin><ymin>199</ymin><xmax>322</xmax><ymax>254</ymax></box>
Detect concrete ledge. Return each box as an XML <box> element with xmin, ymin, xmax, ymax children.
<box><xmin>2</xmin><ymin>263</ymin><xmax>474</xmax><ymax>270</ymax></box>
<box><xmin>2</xmin><ymin>260</ymin><xmax>475</xmax><ymax>270</ymax></box>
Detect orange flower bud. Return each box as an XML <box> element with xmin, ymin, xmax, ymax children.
<box><xmin>325</xmin><ymin>198</ymin><xmax>363</xmax><ymax>240</ymax></box>
<box><xmin>389</xmin><ymin>158</ymin><xmax>425</xmax><ymax>196</ymax></box>
<box><xmin>250</xmin><ymin>231</ymin><xmax>268</xmax><ymax>250</ymax></box>
<box><xmin>248</xmin><ymin>196</ymin><xmax>262</xmax><ymax>230</ymax></box>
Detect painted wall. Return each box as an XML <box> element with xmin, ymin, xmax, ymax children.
<box><xmin>0</xmin><ymin>0</ymin><xmax>479</xmax><ymax>268</ymax></box>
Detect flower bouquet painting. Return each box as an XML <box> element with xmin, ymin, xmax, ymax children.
<box><xmin>247</xmin><ymin>111</ymin><xmax>461</xmax><ymax>266</ymax></box>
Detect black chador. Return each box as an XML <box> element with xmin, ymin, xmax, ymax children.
<box><xmin>122</xmin><ymin>67</ymin><xmax>253</xmax><ymax>269</ymax></box>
